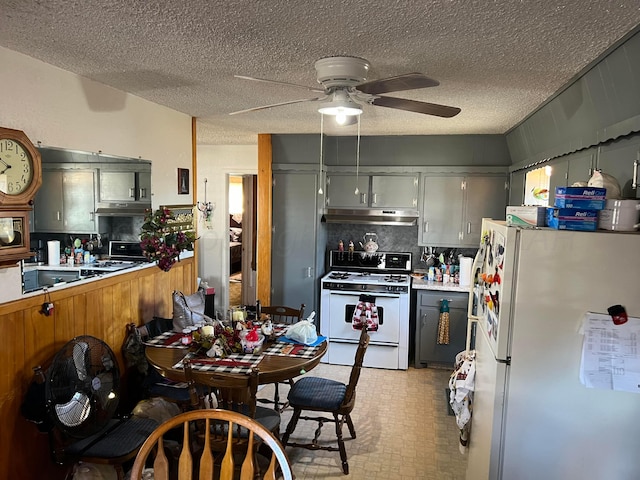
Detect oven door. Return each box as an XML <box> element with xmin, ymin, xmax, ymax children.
<box><xmin>327</xmin><ymin>291</ymin><xmax>400</xmax><ymax>344</ymax></box>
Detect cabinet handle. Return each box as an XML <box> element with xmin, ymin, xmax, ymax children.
<box><xmin>90</xmin><ymin>212</ymin><xmax>95</xmax><ymax>222</ymax></box>
<box><xmin>139</xmin><ymin>188</ymin><xmax>147</xmax><ymax>199</ymax></box>
<box><xmin>361</xmin><ymin>193</ymin><xmax>367</xmax><ymax>205</ymax></box>
<box><xmin>372</xmin><ymin>193</ymin><xmax>378</xmax><ymax>205</ymax></box>
<box><xmin>633</xmin><ymin>154</ymin><xmax>639</xmax><ymax>189</ymax></box>
<box><xmin>424</xmin><ymin>221</ymin><xmax>429</xmax><ymax>233</ymax></box>
<box><xmin>129</xmin><ymin>188</ymin><xmax>135</xmax><ymax>199</ymax></box>
<box><xmin>56</xmin><ymin>211</ymin><xmax>61</xmax><ymax>221</ymax></box>
<box><xmin>467</xmin><ymin>222</ymin><xmax>471</xmax><ymax>234</ymax></box>
<box><xmin>305</xmin><ymin>267</ymin><xmax>312</xmax><ymax>278</ymax></box>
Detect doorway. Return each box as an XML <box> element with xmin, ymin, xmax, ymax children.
<box><xmin>228</xmin><ymin>174</ymin><xmax>257</xmax><ymax>307</ymax></box>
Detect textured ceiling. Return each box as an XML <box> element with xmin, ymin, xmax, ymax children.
<box><xmin>1</xmin><ymin>1</ymin><xmax>640</xmax><ymax>145</ymax></box>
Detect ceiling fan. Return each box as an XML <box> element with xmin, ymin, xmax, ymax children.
<box><xmin>230</xmin><ymin>56</ymin><xmax>461</xmax><ymax>122</ymax></box>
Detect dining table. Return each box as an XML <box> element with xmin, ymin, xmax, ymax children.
<box><xmin>143</xmin><ymin>325</ymin><xmax>328</xmax><ymax>388</ymax></box>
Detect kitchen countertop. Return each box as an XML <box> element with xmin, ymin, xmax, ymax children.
<box><xmin>411</xmin><ymin>276</ymin><xmax>471</xmax><ymax>293</ymax></box>
<box><xmin>19</xmin><ymin>251</ymin><xmax>194</xmax><ymax>299</ymax></box>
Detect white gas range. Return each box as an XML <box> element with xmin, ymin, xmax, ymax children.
<box><xmin>320</xmin><ymin>251</ymin><xmax>411</xmax><ymax>370</ymax></box>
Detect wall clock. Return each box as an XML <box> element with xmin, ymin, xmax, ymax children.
<box><xmin>0</xmin><ymin>127</ymin><xmax>43</xmax><ymax>267</ymax></box>
<box><xmin>0</xmin><ymin>127</ymin><xmax>43</xmax><ymax>206</ymax></box>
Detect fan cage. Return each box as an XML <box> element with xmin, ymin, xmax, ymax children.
<box><xmin>46</xmin><ymin>335</ymin><xmax>121</xmax><ymax>438</ymax></box>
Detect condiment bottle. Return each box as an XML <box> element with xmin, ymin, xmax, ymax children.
<box><xmin>181</xmin><ymin>328</ymin><xmax>192</xmax><ymax>345</ymax></box>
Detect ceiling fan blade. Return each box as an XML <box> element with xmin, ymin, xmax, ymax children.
<box><xmin>235</xmin><ymin>75</ymin><xmax>325</xmax><ymax>93</ymax></box>
<box><xmin>229</xmin><ymin>97</ymin><xmax>324</xmax><ymax>116</ymax></box>
<box><xmin>371</xmin><ymin>96</ymin><xmax>461</xmax><ymax>118</ymax></box>
<box><xmin>356</xmin><ymin>73</ymin><xmax>439</xmax><ymax>95</ymax></box>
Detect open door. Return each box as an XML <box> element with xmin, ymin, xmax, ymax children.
<box><xmin>228</xmin><ymin>175</ymin><xmax>257</xmax><ymax>307</ymax></box>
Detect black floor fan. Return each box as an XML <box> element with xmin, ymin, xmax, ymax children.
<box><xmin>36</xmin><ymin>335</ymin><xmax>157</xmax><ymax>479</ymax></box>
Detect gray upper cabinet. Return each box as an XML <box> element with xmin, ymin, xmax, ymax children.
<box><xmin>326</xmin><ymin>174</ymin><xmax>418</xmax><ymax>209</ymax></box>
<box><xmin>420</xmin><ymin>174</ymin><xmax>508</xmax><ymax>247</ymax></box>
<box><xmin>34</xmin><ymin>169</ymin><xmax>97</xmax><ymax>233</ymax></box>
<box><xmin>509</xmin><ymin>171</ymin><xmax>526</xmax><ymax>206</ymax></box>
<box><xmin>98</xmin><ymin>168</ymin><xmax>151</xmax><ymax>204</ymax></box>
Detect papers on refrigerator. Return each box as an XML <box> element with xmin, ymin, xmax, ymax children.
<box><xmin>579</xmin><ymin>312</ymin><xmax>640</xmax><ymax>394</ymax></box>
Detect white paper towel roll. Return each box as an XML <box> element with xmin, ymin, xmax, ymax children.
<box><xmin>47</xmin><ymin>240</ymin><xmax>60</xmax><ymax>266</ymax></box>
<box><xmin>459</xmin><ymin>256</ymin><xmax>473</xmax><ymax>287</ymax></box>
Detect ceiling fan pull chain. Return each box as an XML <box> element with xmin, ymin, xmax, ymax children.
<box><xmin>355</xmin><ymin>115</ymin><xmax>361</xmax><ymax>195</ymax></box>
<box><xmin>318</xmin><ymin>114</ymin><xmax>324</xmax><ymax>195</ymax></box>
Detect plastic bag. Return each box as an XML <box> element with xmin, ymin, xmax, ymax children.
<box><xmin>588</xmin><ymin>170</ymin><xmax>621</xmax><ymax>199</ymax></box>
<box><xmin>285</xmin><ymin>312</ymin><xmax>318</xmax><ymax>345</ymax></box>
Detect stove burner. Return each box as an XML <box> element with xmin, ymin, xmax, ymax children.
<box><xmin>384</xmin><ymin>274</ymin><xmax>407</xmax><ymax>283</ymax></box>
<box><xmin>329</xmin><ymin>272</ymin><xmax>350</xmax><ymax>280</ymax></box>
<box><xmin>358</xmin><ymin>272</ymin><xmax>371</xmax><ymax>277</ymax></box>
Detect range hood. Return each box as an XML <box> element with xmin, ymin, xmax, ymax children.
<box><xmin>322</xmin><ymin>208</ymin><xmax>419</xmax><ymax>226</ymax></box>
<box><xmin>95</xmin><ymin>203</ymin><xmax>149</xmax><ymax>217</ymax></box>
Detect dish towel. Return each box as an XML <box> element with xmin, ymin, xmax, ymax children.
<box><xmin>352</xmin><ymin>294</ymin><xmax>379</xmax><ymax>332</ymax></box>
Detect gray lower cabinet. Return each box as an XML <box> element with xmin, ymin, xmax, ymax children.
<box><xmin>414</xmin><ymin>290</ymin><xmax>468</xmax><ymax>368</ymax></box>
<box><xmin>326</xmin><ymin>174</ymin><xmax>418</xmax><ymax>209</ymax></box>
<box><xmin>271</xmin><ymin>171</ymin><xmax>325</xmax><ymax>314</ymax></box>
<box><xmin>419</xmin><ymin>174</ymin><xmax>507</xmax><ymax>247</ymax></box>
<box><xmin>34</xmin><ymin>169</ymin><xmax>97</xmax><ymax>233</ymax></box>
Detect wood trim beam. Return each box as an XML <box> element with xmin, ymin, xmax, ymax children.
<box><xmin>257</xmin><ymin>134</ymin><xmax>272</xmax><ymax>304</ymax></box>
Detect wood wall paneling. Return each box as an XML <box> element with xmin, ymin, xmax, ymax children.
<box><xmin>0</xmin><ymin>258</ymin><xmax>195</xmax><ymax>479</ymax></box>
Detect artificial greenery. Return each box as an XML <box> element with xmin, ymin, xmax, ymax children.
<box><xmin>140</xmin><ymin>207</ymin><xmax>196</xmax><ymax>271</ymax></box>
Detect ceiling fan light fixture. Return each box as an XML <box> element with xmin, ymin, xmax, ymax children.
<box><xmin>318</xmin><ymin>89</ymin><xmax>363</xmax><ymax>119</ymax></box>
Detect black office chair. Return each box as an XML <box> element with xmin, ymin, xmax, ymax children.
<box><xmin>281</xmin><ymin>325</ymin><xmax>370</xmax><ymax>475</ymax></box>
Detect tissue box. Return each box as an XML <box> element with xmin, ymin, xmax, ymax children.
<box><xmin>506</xmin><ymin>206</ymin><xmax>546</xmax><ymax>227</ymax></box>
<box><xmin>554</xmin><ymin>187</ymin><xmax>606</xmax><ymax>210</ymax></box>
<box><xmin>546</xmin><ymin>208</ymin><xmax>598</xmax><ymax>231</ymax></box>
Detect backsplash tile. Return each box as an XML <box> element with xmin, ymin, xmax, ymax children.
<box><xmin>325</xmin><ymin>224</ymin><xmax>477</xmax><ymax>271</ymax></box>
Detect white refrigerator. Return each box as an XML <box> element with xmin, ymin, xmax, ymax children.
<box><xmin>466</xmin><ymin>219</ymin><xmax>640</xmax><ymax>480</ymax></box>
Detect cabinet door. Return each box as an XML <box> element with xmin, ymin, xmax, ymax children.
<box><xmin>271</xmin><ymin>172</ymin><xmax>319</xmax><ymax>313</ymax></box>
<box><xmin>63</xmin><ymin>170</ymin><xmax>96</xmax><ymax>232</ymax></box>
<box><xmin>420</xmin><ymin>175</ymin><xmax>464</xmax><ymax>246</ymax></box>
<box><xmin>463</xmin><ymin>176</ymin><xmax>508</xmax><ymax>246</ymax></box>
<box><xmin>99</xmin><ymin>171</ymin><xmax>136</xmax><ymax>202</ymax></box>
<box><xmin>415</xmin><ymin>292</ymin><xmax>468</xmax><ymax>367</ymax></box>
<box><xmin>548</xmin><ymin>159</ymin><xmax>568</xmax><ymax>206</ymax></box>
<box><xmin>371</xmin><ymin>175</ymin><xmax>418</xmax><ymax>209</ymax></box>
<box><xmin>137</xmin><ymin>171</ymin><xmax>152</xmax><ymax>201</ymax></box>
<box><xmin>567</xmin><ymin>154</ymin><xmax>594</xmax><ymax>187</ymax></box>
<box><xmin>509</xmin><ymin>171</ymin><xmax>526</xmax><ymax>206</ymax></box>
<box><xmin>34</xmin><ymin>170</ymin><xmax>64</xmax><ymax>231</ymax></box>
<box><xmin>326</xmin><ymin>175</ymin><xmax>369</xmax><ymax>208</ymax></box>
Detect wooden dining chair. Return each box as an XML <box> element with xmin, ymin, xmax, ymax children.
<box><xmin>182</xmin><ymin>362</ymin><xmax>281</xmax><ymax>439</ymax></box>
<box><xmin>258</xmin><ymin>303</ymin><xmax>305</xmax><ymax>412</ymax></box>
<box><xmin>181</xmin><ymin>362</ymin><xmax>283</xmax><ymax>477</ymax></box>
<box><xmin>281</xmin><ymin>326</ymin><xmax>370</xmax><ymax>475</ymax></box>
<box><xmin>261</xmin><ymin>304</ymin><xmax>305</xmax><ymax>326</ymax></box>
<box><xmin>129</xmin><ymin>409</ymin><xmax>294</xmax><ymax>480</ymax></box>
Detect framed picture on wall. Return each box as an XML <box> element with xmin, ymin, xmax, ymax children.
<box><xmin>178</xmin><ymin>168</ymin><xmax>189</xmax><ymax>194</ymax></box>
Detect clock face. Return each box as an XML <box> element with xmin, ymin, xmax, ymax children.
<box><xmin>0</xmin><ymin>138</ymin><xmax>34</xmax><ymax>195</ymax></box>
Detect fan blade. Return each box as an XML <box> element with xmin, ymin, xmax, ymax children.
<box><xmin>73</xmin><ymin>342</ymin><xmax>89</xmax><ymax>380</ymax></box>
<box><xmin>235</xmin><ymin>75</ymin><xmax>325</xmax><ymax>93</ymax></box>
<box><xmin>229</xmin><ymin>97</ymin><xmax>324</xmax><ymax>116</ymax></box>
<box><xmin>371</xmin><ymin>96</ymin><xmax>461</xmax><ymax>118</ymax></box>
<box><xmin>356</xmin><ymin>73</ymin><xmax>439</xmax><ymax>95</ymax></box>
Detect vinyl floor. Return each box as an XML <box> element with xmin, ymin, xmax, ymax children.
<box><xmin>256</xmin><ymin>363</ymin><xmax>468</xmax><ymax>479</ymax></box>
